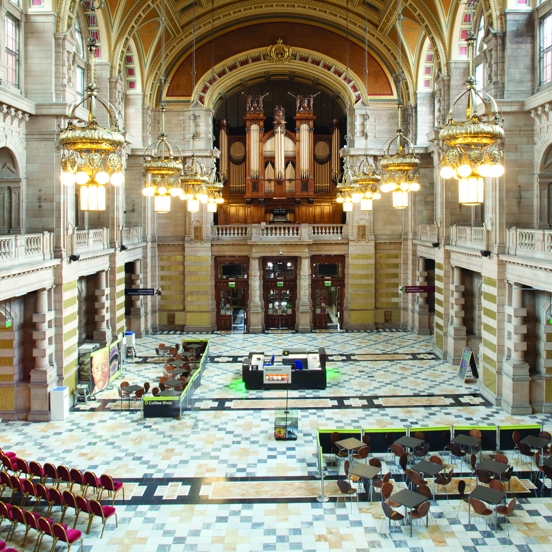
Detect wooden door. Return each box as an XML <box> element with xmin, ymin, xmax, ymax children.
<box><xmin>264</xmin><ymin>285</ymin><xmax>295</xmax><ymax>329</ymax></box>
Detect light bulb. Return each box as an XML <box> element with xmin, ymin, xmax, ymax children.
<box><xmin>409</xmin><ymin>182</ymin><xmax>421</xmax><ymax>192</ymax></box>
<box><xmin>157</xmin><ymin>186</ymin><xmax>167</xmax><ymax>195</ymax></box>
<box><xmin>440</xmin><ymin>165</ymin><xmax>456</xmax><ymax>179</ymax></box>
<box><xmin>373</xmin><ymin>192</ymin><xmax>381</xmax><ymax>200</ymax></box>
<box><xmin>170</xmin><ymin>186</ymin><xmax>183</xmax><ymax>197</ymax></box>
<box><xmin>61</xmin><ymin>171</ymin><xmax>75</xmax><ymax>186</ymax></box>
<box><xmin>360</xmin><ymin>198</ymin><xmax>373</xmax><ymax>211</ymax></box>
<box><xmin>110</xmin><ymin>172</ymin><xmax>124</xmax><ymax>186</ymax></box>
<box><xmin>343</xmin><ymin>201</ymin><xmax>353</xmax><ymax>212</ymax></box>
<box><xmin>352</xmin><ymin>192</ymin><xmax>362</xmax><ymax>203</ymax></box>
<box><xmin>399</xmin><ymin>182</ymin><xmax>410</xmax><ymax>191</ymax></box>
<box><xmin>142</xmin><ymin>187</ymin><xmax>154</xmax><ymax>197</ymax></box>
<box><xmin>477</xmin><ymin>164</ymin><xmax>491</xmax><ymax>177</ymax></box>
<box><xmin>207</xmin><ymin>202</ymin><xmax>217</xmax><ymax>212</ymax></box>
<box><xmin>75</xmin><ymin>171</ymin><xmax>90</xmax><ymax>185</ymax></box>
<box><xmin>336</xmin><ymin>194</ymin><xmax>344</xmax><ymax>203</ymax></box>
<box><xmin>457</xmin><ymin>164</ymin><xmax>472</xmax><ymax>178</ymax></box>
<box><xmin>490</xmin><ymin>164</ymin><xmax>505</xmax><ymax>177</ymax></box>
<box><xmin>188</xmin><ymin>198</ymin><xmax>200</xmax><ymax>212</ymax></box>
<box><xmin>95</xmin><ymin>171</ymin><xmax>109</xmax><ymax>185</ymax></box>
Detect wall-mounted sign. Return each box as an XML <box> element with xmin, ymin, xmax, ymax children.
<box><xmin>399</xmin><ymin>286</ymin><xmax>436</xmax><ymax>294</ymax></box>
<box><xmin>229</xmin><ymin>282</ymin><xmax>236</xmax><ymax>288</ymax></box>
<box><xmin>277</xmin><ymin>282</ymin><xmax>284</xmax><ymax>287</ymax></box>
<box><xmin>324</xmin><ymin>281</ymin><xmax>331</xmax><ymax>287</ymax></box>
<box><xmin>125</xmin><ymin>288</ymin><xmax>155</xmax><ymax>296</ymax></box>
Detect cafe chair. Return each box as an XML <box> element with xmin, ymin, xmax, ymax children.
<box><xmin>390</xmin><ymin>443</ymin><xmax>406</xmax><ymax>462</ymax></box>
<box><xmin>263</xmin><ymin>354</ymin><xmax>275</xmax><ymax>367</ymax></box>
<box><xmin>500</xmin><ymin>465</ymin><xmax>514</xmax><ymax>493</ymax></box>
<box><xmin>434</xmin><ymin>468</ymin><xmax>454</xmax><ymax>500</ymax></box>
<box><xmin>159</xmin><ymin>383</ymin><xmax>166</xmax><ymax>392</ymax></box>
<box><xmin>408</xmin><ymin>500</ymin><xmax>431</xmax><ymax>530</ymax></box>
<box><xmin>442</xmin><ymin>430</ymin><xmax>451</xmax><ymax>453</ymax></box>
<box><xmin>534</xmin><ymin>451</ymin><xmax>545</xmax><ymax>485</ymax></box>
<box><xmin>52</xmin><ymin>521</ymin><xmax>83</xmax><ymax>552</ymax></box>
<box><xmin>413</xmin><ymin>442</ymin><xmax>430</xmax><ymax>461</ymax></box>
<box><xmin>541</xmin><ymin>464</ymin><xmax>552</xmax><ymax>497</ymax></box>
<box><xmin>381</xmin><ymin>482</ymin><xmax>401</xmax><ymax>508</ymax></box>
<box><xmin>489</xmin><ymin>479</ymin><xmax>504</xmax><ymax>492</ymax></box>
<box><xmin>413</xmin><ymin>432</ymin><xmax>425</xmax><ymax>441</ymax></box>
<box><xmin>475</xmin><ymin>468</ymin><xmax>493</xmax><ymax>487</ymax></box>
<box><xmin>539</xmin><ymin>430</ymin><xmax>551</xmax><ymax>440</ymax></box>
<box><xmin>362</xmin><ymin>434</ymin><xmax>370</xmax><ymax>447</ymax></box>
<box><xmin>495</xmin><ymin>498</ymin><xmax>516</xmax><ymax>535</ymax></box>
<box><xmin>446</xmin><ymin>442</ymin><xmax>466</xmax><ymax>465</ymax></box>
<box><xmin>143</xmin><ymin>382</ymin><xmax>151</xmax><ymax>395</ymax></box>
<box><xmin>371</xmin><ymin>471</ymin><xmax>391</xmax><ymax>501</ymax></box>
<box><xmin>456</xmin><ymin>480</ymin><xmax>470</xmax><ymax>515</ymax></box>
<box><xmin>336</xmin><ymin>479</ymin><xmax>357</xmax><ymax>508</ymax></box>
<box><xmin>494</xmin><ymin>453</ymin><xmax>508</xmax><ymax>464</ymax></box>
<box><xmin>344</xmin><ymin>461</ymin><xmax>361</xmax><ymax>490</ymax></box>
<box><xmin>429</xmin><ymin>455</ymin><xmax>443</xmax><ymax>465</ymax></box>
<box><xmin>99</xmin><ymin>474</ymin><xmax>124</xmax><ymax>506</ymax></box>
<box><xmin>470</xmin><ymin>497</ymin><xmax>494</xmax><ymax>530</ymax></box>
<box><xmin>469</xmin><ymin>429</ymin><xmax>482</xmax><ymax>453</ymax></box>
<box><xmin>518</xmin><ymin>441</ymin><xmax>534</xmax><ymax>473</ymax></box>
<box><xmin>385</xmin><ymin>433</ymin><xmax>394</xmax><ymax>461</ymax></box>
<box><xmin>352</xmin><ymin>446</ymin><xmax>369</xmax><ymax>465</ymax></box>
<box><xmin>512</xmin><ymin>430</ymin><xmax>521</xmax><ymax>462</ymax></box>
<box><xmin>398</xmin><ymin>454</ymin><xmax>409</xmax><ymax>480</ymax></box>
<box><xmin>151</xmin><ymin>387</ymin><xmax>159</xmax><ymax>396</ymax></box>
<box><xmin>417</xmin><ymin>483</ymin><xmax>433</xmax><ymax>502</ymax></box>
<box><xmin>406</xmin><ymin>469</ymin><xmax>426</xmax><ymax>491</ymax></box>
<box><xmin>380</xmin><ymin>501</ymin><xmax>404</xmax><ymax>534</ymax></box>
<box><xmin>117</xmin><ymin>387</ymin><xmax>130</xmax><ymax>409</ymax></box>
<box><xmin>87</xmin><ymin>499</ymin><xmax>117</xmax><ymax>538</ymax></box>
<box><xmin>293</xmin><ymin>360</ymin><xmax>304</xmax><ymax>370</ymax></box>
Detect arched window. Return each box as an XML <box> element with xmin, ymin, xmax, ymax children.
<box><xmin>74</xmin><ymin>18</ymin><xmax>86</xmax><ymax>98</ymax></box>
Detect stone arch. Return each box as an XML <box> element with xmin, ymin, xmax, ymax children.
<box><xmin>0</xmin><ymin>147</ymin><xmax>23</xmax><ymax>234</ymax></box>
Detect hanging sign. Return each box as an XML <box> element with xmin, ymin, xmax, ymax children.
<box><xmin>229</xmin><ymin>282</ymin><xmax>236</xmax><ymax>288</ymax></box>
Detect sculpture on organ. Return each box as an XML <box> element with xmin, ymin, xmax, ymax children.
<box><xmin>245</xmin><ymin>92</ymin><xmax>269</xmax><ymax>113</ymax></box>
<box><xmin>290</xmin><ymin>92</ymin><xmax>321</xmax><ymax>113</ymax></box>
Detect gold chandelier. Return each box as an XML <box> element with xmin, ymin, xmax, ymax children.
<box><xmin>142</xmin><ymin>0</ymin><xmax>183</xmax><ymax>214</ymax></box>
<box><xmin>142</xmin><ymin>106</ymin><xmax>183</xmax><ymax>214</ymax></box>
<box><xmin>439</xmin><ymin>1</ymin><xmax>504</xmax><ymax>205</ymax></box>
<box><xmin>353</xmin><ymin>153</ymin><xmax>381</xmax><ymax>211</ymax></box>
<box><xmin>59</xmin><ymin>3</ymin><xmax>125</xmax><ymax>212</ymax></box>
<box><xmin>179</xmin><ymin>145</ymin><xmax>210</xmax><ymax>213</ymax></box>
<box><xmin>379</xmin><ymin>2</ymin><xmax>420</xmax><ymax>210</ymax></box>
<box><xmin>335</xmin><ymin>150</ymin><xmax>356</xmax><ymax>212</ymax></box>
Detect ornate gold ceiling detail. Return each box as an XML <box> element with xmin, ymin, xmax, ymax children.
<box><xmin>267</xmin><ymin>39</ymin><xmax>293</xmax><ymax>63</ymax></box>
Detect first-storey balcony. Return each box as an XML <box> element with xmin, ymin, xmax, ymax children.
<box><xmin>211</xmin><ymin>223</ymin><xmax>346</xmax><ymax>242</ymax></box>
<box><xmin>0</xmin><ymin>232</ymin><xmax>55</xmax><ymax>271</ymax></box>
<box><xmin>506</xmin><ymin>228</ymin><xmax>552</xmax><ymax>262</ymax></box>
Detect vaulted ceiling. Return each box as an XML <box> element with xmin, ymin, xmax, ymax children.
<box><xmin>58</xmin><ymin>0</ymin><xmax>501</xmax><ymax>105</ymax></box>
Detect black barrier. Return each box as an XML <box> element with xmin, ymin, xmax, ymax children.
<box><xmin>499</xmin><ymin>424</ymin><xmax>541</xmax><ymax>451</ymax></box>
<box><xmin>453</xmin><ymin>425</ymin><xmax>497</xmax><ymax>452</ymax></box>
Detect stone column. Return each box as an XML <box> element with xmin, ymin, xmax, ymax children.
<box><xmin>129</xmin><ymin>259</ymin><xmax>145</xmax><ymax>337</ymax></box>
<box><xmin>414</xmin><ymin>257</ymin><xmax>430</xmax><ymax>335</ymax></box>
<box><xmin>447</xmin><ymin>266</ymin><xmax>466</xmax><ymax>363</ymax></box>
<box><xmin>93</xmin><ymin>270</ymin><xmax>109</xmax><ymax>345</ymax></box>
<box><xmin>296</xmin><ymin>255</ymin><xmax>311</xmax><ymax>332</ymax></box>
<box><xmin>502</xmin><ymin>282</ymin><xmax>531</xmax><ymax>414</ymax></box>
<box><xmin>248</xmin><ymin>256</ymin><xmax>263</xmax><ymax>333</ymax></box>
<box><xmin>29</xmin><ymin>288</ymin><xmax>56</xmax><ymax>422</ymax></box>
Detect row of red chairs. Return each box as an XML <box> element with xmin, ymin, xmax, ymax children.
<box><xmin>1</xmin><ymin>473</ymin><xmax>115</xmax><ymax>536</ymax></box>
<box><xmin>0</xmin><ymin>500</ymin><xmax>82</xmax><ymax>552</ymax></box>
<box><xmin>0</xmin><ymin>539</ymin><xmax>16</xmax><ymax>552</ymax></box>
<box><xmin>0</xmin><ymin>453</ymin><xmax>123</xmax><ymax>505</ymax></box>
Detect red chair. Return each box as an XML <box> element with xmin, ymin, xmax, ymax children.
<box><xmin>44</xmin><ymin>463</ymin><xmax>59</xmax><ymax>488</ymax></box>
<box><xmin>29</xmin><ymin>461</ymin><xmax>46</xmax><ymax>484</ymax></box>
<box><xmin>22</xmin><ymin>508</ymin><xmax>50</xmax><ymax>546</ymax></box>
<box><xmin>63</xmin><ymin>490</ymin><xmax>80</xmax><ymax>526</ymax></box>
<box><xmin>16</xmin><ymin>458</ymin><xmax>31</xmax><ymax>479</ymax></box>
<box><xmin>35</xmin><ymin>483</ymin><xmax>53</xmax><ymax>513</ymax></box>
<box><xmin>83</xmin><ymin>471</ymin><xmax>102</xmax><ymax>498</ymax></box>
<box><xmin>6</xmin><ymin>504</ymin><xmax>26</xmax><ymax>541</ymax></box>
<box><xmin>57</xmin><ymin>465</ymin><xmax>73</xmax><ymax>491</ymax></box>
<box><xmin>87</xmin><ymin>499</ymin><xmax>117</xmax><ymax>538</ymax></box>
<box><xmin>52</xmin><ymin>521</ymin><xmax>83</xmax><ymax>552</ymax></box>
<box><xmin>36</xmin><ymin>516</ymin><xmax>56</xmax><ymax>551</ymax></box>
<box><xmin>74</xmin><ymin>495</ymin><xmax>91</xmax><ymax>529</ymax></box>
<box><xmin>0</xmin><ymin>501</ymin><xmax>14</xmax><ymax>533</ymax></box>
<box><xmin>69</xmin><ymin>469</ymin><xmax>86</xmax><ymax>495</ymax></box>
<box><xmin>9</xmin><ymin>475</ymin><xmax>23</xmax><ymax>505</ymax></box>
<box><xmin>0</xmin><ymin>449</ymin><xmax>16</xmax><ymax>459</ymax></box>
<box><xmin>0</xmin><ymin>456</ymin><xmax>18</xmax><ymax>476</ymax></box>
<box><xmin>99</xmin><ymin>474</ymin><xmax>124</xmax><ymax>505</ymax></box>
<box><xmin>0</xmin><ymin>472</ymin><xmax>11</xmax><ymax>499</ymax></box>
<box><xmin>21</xmin><ymin>478</ymin><xmax>36</xmax><ymax>508</ymax></box>
<box><xmin>49</xmin><ymin>487</ymin><xmax>68</xmax><ymax>522</ymax></box>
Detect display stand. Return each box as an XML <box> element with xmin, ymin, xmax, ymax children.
<box><xmin>457</xmin><ymin>346</ymin><xmax>479</xmax><ymax>381</ymax></box>
<box><xmin>274</xmin><ymin>371</ymin><xmax>297</xmax><ymax>440</ymax></box>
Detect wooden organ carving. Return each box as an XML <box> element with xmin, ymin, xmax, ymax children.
<box><xmin>217</xmin><ymin>93</ymin><xmax>343</xmax><ymax>225</ymax></box>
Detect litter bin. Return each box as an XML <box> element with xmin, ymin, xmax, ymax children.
<box><xmin>124</xmin><ymin>331</ymin><xmax>136</xmax><ymax>347</ymax></box>
<box><xmin>50</xmin><ymin>386</ymin><xmax>69</xmax><ymax>421</ymax></box>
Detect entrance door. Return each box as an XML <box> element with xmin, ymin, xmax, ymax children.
<box><xmin>312</xmin><ymin>285</ymin><xmax>342</xmax><ymax>329</ymax></box>
<box><xmin>265</xmin><ymin>286</ymin><xmax>295</xmax><ymax>329</ymax></box>
<box><xmin>217</xmin><ymin>286</ymin><xmax>248</xmax><ymax>331</ymax></box>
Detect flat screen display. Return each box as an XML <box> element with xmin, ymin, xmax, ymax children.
<box><xmin>318</xmin><ymin>264</ymin><xmax>338</xmax><ymax>277</ymax></box>
<box><xmin>222</xmin><ymin>264</ymin><xmax>242</xmax><ymax>277</ymax></box>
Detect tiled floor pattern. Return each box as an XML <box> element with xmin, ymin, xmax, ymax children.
<box><xmin>2</xmin><ymin>331</ymin><xmax>552</xmax><ymax>551</ymax></box>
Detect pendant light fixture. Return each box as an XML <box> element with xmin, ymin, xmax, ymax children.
<box><xmin>439</xmin><ymin>0</ymin><xmax>504</xmax><ymax>205</ymax></box>
<box><xmin>379</xmin><ymin>0</ymin><xmax>420</xmax><ymax>209</ymax></box>
<box><xmin>353</xmin><ymin>5</ymin><xmax>381</xmax><ymax>211</ymax></box>
<box><xmin>142</xmin><ymin>0</ymin><xmax>183</xmax><ymax>213</ymax></box>
<box><xmin>179</xmin><ymin>0</ymin><xmax>210</xmax><ymax>213</ymax></box>
<box><xmin>335</xmin><ymin>0</ymin><xmax>359</xmax><ymax>212</ymax></box>
<box><xmin>59</xmin><ymin>1</ymin><xmax>126</xmax><ymax>212</ymax></box>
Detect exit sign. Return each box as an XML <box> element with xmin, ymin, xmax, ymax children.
<box><xmin>324</xmin><ymin>281</ymin><xmax>331</xmax><ymax>287</ymax></box>
<box><xmin>277</xmin><ymin>282</ymin><xmax>284</xmax><ymax>287</ymax></box>
<box><xmin>5</xmin><ymin>319</ymin><xmax>12</xmax><ymax>328</ymax></box>
<box><xmin>229</xmin><ymin>282</ymin><xmax>235</xmax><ymax>288</ymax></box>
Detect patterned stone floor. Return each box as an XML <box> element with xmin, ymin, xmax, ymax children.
<box><xmin>2</xmin><ymin>331</ymin><xmax>552</xmax><ymax>551</ymax></box>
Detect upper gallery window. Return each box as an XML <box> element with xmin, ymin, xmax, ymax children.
<box><xmin>541</xmin><ymin>12</ymin><xmax>552</xmax><ymax>85</ymax></box>
<box><xmin>5</xmin><ymin>14</ymin><xmax>20</xmax><ymax>88</ymax></box>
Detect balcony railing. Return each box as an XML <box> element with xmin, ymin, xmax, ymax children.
<box><xmin>417</xmin><ymin>224</ymin><xmax>439</xmax><ymax>243</ymax></box>
<box><xmin>122</xmin><ymin>226</ymin><xmax>143</xmax><ymax>245</ymax></box>
<box><xmin>449</xmin><ymin>225</ymin><xmax>487</xmax><ymax>250</ymax></box>
<box><xmin>0</xmin><ymin>232</ymin><xmax>54</xmax><ymax>267</ymax></box>
<box><xmin>74</xmin><ymin>228</ymin><xmax>111</xmax><ymax>254</ymax></box>
<box><xmin>212</xmin><ymin>223</ymin><xmax>345</xmax><ymax>242</ymax></box>
<box><xmin>506</xmin><ymin>228</ymin><xmax>552</xmax><ymax>260</ymax></box>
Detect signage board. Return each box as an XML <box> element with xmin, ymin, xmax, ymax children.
<box><xmin>399</xmin><ymin>285</ymin><xmax>436</xmax><ymax>294</ymax></box>
<box><xmin>229</xmin><ymin>282</ymin><xmax>236</xmax><ymax>288</ymax></box>
<box><xmin>125</xmin><ymin>288</ymin><xmax>155</xmax><ymax>296</ymax></box>
<box><xmin>324</xmin><ymin>281</ymin><xmax>331</xmax><ymax>287</ymax></box>
<box><xmin>457</xmin><ymin>346</ymin><xmax>480</xmax><ymax>381</ymax></box>
<box><xmin>277</xmin><ymin>281</ymin><xmax>284</xmax><ymax>287</ymax></box>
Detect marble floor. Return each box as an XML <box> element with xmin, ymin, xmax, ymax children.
<box><xmin>2</xmin><ymin>330</ymin><xmax>552</xmax><ymax>552</ymax></box>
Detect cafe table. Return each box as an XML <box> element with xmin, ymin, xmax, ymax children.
<box><xmin>451</xmin><ymin>433</ymin><xmax>482</xmax><ymax>456</ymax></box>
<box><xmin>124</xmin><ymin>384</ymin><xmax>143</xmax><ymax>394</ymax></box>
<box><xmin>157</xmin><ymin>389</ymin><xmax>181</xmax><ymax>397</ymax></box>
<box><xmin>348</xmin><ymin>463</ymin><xmax>381</xmax><ymax>502</ymax></box>
<box><xmin>395</xmin><ymin>435</ymin><xmax>424</xmax><ymax>452</ymax></box>
<box><xmin>336</xmin><ymin>437</ymin><xmax>365</xmax><ymax>462</ymax></box>
<box><xmin>476</xmin><ymin>459</ymin><xmax>510</xmax><ymax>481</ymax></box>
<box><xmin>543</xmin><ymin>456</ymin><xmax>552</xmax><ymax>468</ymax></box>
<box><xmin>520</xmin><ymin>435</ymin><xmax>551</xmax><ymax>452</ymax></box>
<box><xmin>169</xmin><ymin>359</ymin><xmax>188</xmax><ymax>367</ymax></box>
<box><xmin>411</xmin><ymin>459</ymin><xmax>445</xmax><ymax>496</ymax></box>
<box><xmin>168</xmin><ymin>368</ymin><xmax>189</xmax><ymax>376</ymax></box>
<box><xmin>160</xmin><ymin>378</ymin><xmax>183</xmax><ymax>388</ymax></box>
<box><xmin>389</xmin><ymin>488</ymin><xmax>427</xmax><ymax>536</ymax></box>
<box><xmin>468</xmin><ymin>484</ymin><xmax>505</xmax><ymax>529</ymax></box>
